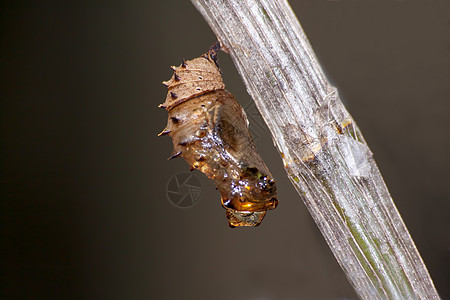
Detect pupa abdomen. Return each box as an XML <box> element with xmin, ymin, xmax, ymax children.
<box><xmin>159</xmin><ymin>43</ymin><xmax>278</xmax><ymax>227</ymax></box>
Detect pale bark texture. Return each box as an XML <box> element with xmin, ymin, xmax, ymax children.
<box><xmin>191</xmin><ymin>0</ymin><xmax>440</xmax><ymax>299</ymax></box>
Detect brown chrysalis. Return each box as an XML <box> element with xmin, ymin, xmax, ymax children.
<box><xmin>158</xmin><ymin>42</ymin><xmax>278</xmax><ymax>227</ymax></box>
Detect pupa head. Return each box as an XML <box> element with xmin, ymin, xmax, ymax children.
<box><xmin>220</xmin><ymin>169</ymin><xmax>278</xmax><ymax>227</ymax></box>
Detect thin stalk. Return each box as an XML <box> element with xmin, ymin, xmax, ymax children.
<box><xmin>190</xmin><ymin>0</ymin><xmax>440</xmax><ymax>299</ymax></box>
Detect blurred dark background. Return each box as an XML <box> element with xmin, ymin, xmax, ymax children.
<box><xmin>1</xmin><ymin>1</ymin><xmax>449</xmax><ymax>299</ymax></box>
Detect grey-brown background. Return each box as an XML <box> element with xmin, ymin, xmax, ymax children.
<box><xmin>1</xmin><ymin>1</ymin><xmax>449</xmax><ymax>299</ymax></box>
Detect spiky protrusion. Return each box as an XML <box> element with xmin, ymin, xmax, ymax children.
<box><xmin>158</xmin><ymin>128</ymin><xmax>170</xmax><ymax>136</ymax></box>
<box><xmin>168</xmin><ymin>151</ymin><xmax>182</xmax><ymax>160</ymax></box>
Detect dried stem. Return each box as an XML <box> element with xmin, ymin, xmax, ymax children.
<box><xmin>191</xmin><ymin>0</ymin><xmax>440</xmax><ymax>299</ymax></box>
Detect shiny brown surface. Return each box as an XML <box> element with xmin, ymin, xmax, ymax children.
<box><xmin>161</xmin><ymin>47</ymin><xmax>277</xmax><ymax>227</ymax></box>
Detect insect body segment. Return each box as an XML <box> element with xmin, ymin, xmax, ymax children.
<box><xmin>159</xmin><ymin>43</ymin><xmax>278</xmax><ymax>227</ymax></box>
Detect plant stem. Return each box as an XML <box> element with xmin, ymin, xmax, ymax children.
<box><xmin>190</xmin><ymin>0</ymin><xmax>440</xmax><ymax>299</ymax></box>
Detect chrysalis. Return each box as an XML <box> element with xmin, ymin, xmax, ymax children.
<box><xmin>158</xmin><ymin>43</ymin><xmax>278</xmax><ymax>227</ymax></box>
